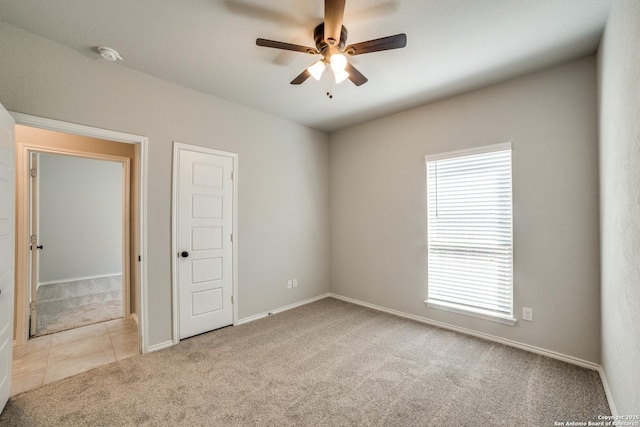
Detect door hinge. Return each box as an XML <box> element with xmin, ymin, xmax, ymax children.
<box><xmin>30</xmin><ymin>235</ymin><xmax>37</xmax><ymax>244</ymax></box>
<box><xmin>138</xmin><ymin>255</ymin><xmax>141</xmax><ymax>262</ymax></box>
<box><xmin>231</xmin><ymin>295</ymin><xmax>234</xmax><ymax>304</ymax></box>
<box><xmin>230</xmin><ymin>233</ymin><xmax>233</xmax><ymax>243</ymax></box>
<box><xmin>30</xmin><ymin>301</ymin><xmax>36</xmax><ymax>311</ymax></box>
<box><xmin>30</xmin><ymin>168</ymin><xmax>37</xmax><ymax>177</ymax></box>
<box><xmin>231</xmin><ymin>171</ymin><xmax>234</xmax><ymax>181</ymax></box>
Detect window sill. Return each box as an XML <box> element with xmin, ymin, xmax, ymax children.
<box><xmin>425</xmin><ymin>300</ymin><xmax>517</xmax><ymax>326</ymax></box>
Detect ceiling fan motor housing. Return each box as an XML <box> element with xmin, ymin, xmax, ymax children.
<box><xmin>314</xmin><ymin>23</ymin><xmax>348</xmax><ymax>56</ymax></box>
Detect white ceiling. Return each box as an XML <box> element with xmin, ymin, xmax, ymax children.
<box><xmin>0</xmin><ymin>0</ymin><xmax>611</xmax><ymax>133</ymax></box>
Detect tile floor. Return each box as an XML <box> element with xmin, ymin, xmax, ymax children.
<box><xmin>10</xmin><ymin>317</ymin><xmax>139</xmax><ymax>396</ymax></box>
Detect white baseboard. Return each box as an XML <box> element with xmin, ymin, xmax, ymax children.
<box><xmin>236</xmin><ymin>293</ymin><xmax>331</xmax><ymax>325</ymax></box>
<box><xmin>39</xmin><ymin>272</ymin><xmax>122</xmax><ymax>287</ymax></box>
<box><xmin>328</xmin><ymin>293</ymin><xmax>601</xmax><ymax>371</ymax></box>
<box><xmin>598</xmin><ymin>367</ymin><xmax>618</xmax><ymax>416</ymax></box>
<box><xmin>147</xmin><ymin>340</ymin><xmax>174</xmax><ymax>353</ymax></box>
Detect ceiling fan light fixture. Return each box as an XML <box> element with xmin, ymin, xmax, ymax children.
<box><xmin>334</xmin><ymin>69</ymin><xmax>349</xmax><ymax>84</ymax></box>
<box><xmin>330</xmin><ymin>53</ymin><xmax>347</xmax><ymax>72</ymax></box>
<box><xmin>308</xmin><ymin>60</ymin><xmax>326</xmax><ymax>80</ymax></box>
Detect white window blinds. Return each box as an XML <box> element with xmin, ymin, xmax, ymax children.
<box><xmin>425</xmin><ymin>143</ymin><xmax>513</xmax><ymax>322</ymax></box>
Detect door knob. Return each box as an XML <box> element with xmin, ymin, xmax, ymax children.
<box><xmin>181</xmin><ymin>251</ymin><xmax>189</xmax><ymax>258</ymax></box>
<box><xmin>37</xmin><ymin>245</ymin><xmax>44</xmax><ymax>250</ymax></box>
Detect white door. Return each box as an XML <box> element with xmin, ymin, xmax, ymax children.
<box><xmin>0</xmin><ymin>103</ymin><xmax>15</xmax><ymax>412</ymax></box>
<box><xmin>175</xmin><ymin>145</ymin><xmax>235</xmax><ymax>339</ymax></box>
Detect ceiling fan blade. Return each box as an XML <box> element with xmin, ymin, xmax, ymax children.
<box><xmin>291</xmin><ymin>69</ymin><xmax>312</xmax><ymax>85</ymax></box>
<box><xmin>324</xmin><ymin>0</ymin><xmax>346</xmax><ymax>46</ymax></box>
<box><xmin>345</xmin><ymin>33</ymin><xmax>407</xmax><ymax>55</ymax></box>
<box><xmin>256</xmin><ymin>38</ymin><xmax>319</xmax><ymax>54</ymax></box>
<box><xmin>345</xmin><ymin>62</ymin><xmax>368</xmax><ymax>86</ymax></box>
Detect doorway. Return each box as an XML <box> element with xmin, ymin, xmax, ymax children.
<box><xmin>11</xmin><ymin>115</ymin><xmax>148</xmax><ymax>354</ymax></box>
<box><xmin>29</xmin><ymin>151</ymin><xmax>129</xmax><ymax>337</ymax></box>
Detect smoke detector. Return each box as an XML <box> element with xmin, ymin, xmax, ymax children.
<box><xmin>97</xmin><ymin>47</ymin><xmax>123</xmax><ymax>62</ymax></box>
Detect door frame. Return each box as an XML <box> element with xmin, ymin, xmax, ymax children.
<box><xmin>0</xmin><ymin>102</ymin><xmax>15</xmax><ymax>413</ymax></box>
<box><xmin>171</xmin><ymin>142</ymin><xmax>238</xmax><ymax>344</ymax></box>
<box><xmin>10</xmin><ymin>112</ymin><xmax>150</xmax><ymax>353</ymax></box>
<box><xmin>26</xmin><ymin>149</ymin><xmax>131</xmax><ymax>335</ymax></box>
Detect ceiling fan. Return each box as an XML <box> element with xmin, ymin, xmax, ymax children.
<box><xmin>256</xmin><ymin>0</ymin><xmax>407</xmax><ymax>87</ymax></box>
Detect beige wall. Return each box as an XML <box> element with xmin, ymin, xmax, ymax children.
<box><xmin>329</xmin><ymin>56</ymin><xmax>601</xmax><ymax>363</ymax></box>
<box><xmin>0</xmin><ymin>22</ymin><xmax>330</xmax><ymax>347</ymax></box>
<box><xmin>598</xmin><ymin>0</ymin><xmax>640</xmax><ymax>414</ymax></box>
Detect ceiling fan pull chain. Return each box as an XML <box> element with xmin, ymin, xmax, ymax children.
<box><xmin>326</xmin><ymin>74</ymin><xmax>333</xmax><ymax>99</ymax></box>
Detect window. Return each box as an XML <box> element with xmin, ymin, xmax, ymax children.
<box><xmin>425</xmin><ymin>143</ymin><xmax>515</xmax><ymax>325</ymax></box>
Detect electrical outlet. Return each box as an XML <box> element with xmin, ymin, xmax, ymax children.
<box><xmin>287</xmin><ymin>279</ymin><xmax>292</xmax><ymax>289</ymax></box>
<box><xmin>293</xmin><ymin>278</ymin><xmax>298</xmax><ymax>288</ymax></box>
<box><xmin>523</xmin><ymin>307</ymin><xmax>533</xmax><ymax>321</ymax></box>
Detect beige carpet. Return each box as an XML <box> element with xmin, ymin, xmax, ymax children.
<box><xmin>1</xmin><ymin>298</ymin><xmax>609</xmax><ymax>426</ymax></box>
<box><xmin>35</xmin><ymin>276</ymin><xmax>123</xmax><ymax>336</ymax></box>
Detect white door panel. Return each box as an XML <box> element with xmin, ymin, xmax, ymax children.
<box><xmin>176</xmin><ymin>148</ymin><xmax>234</xmax><ymax>340</ymax></box>
<box><xmin>0</xmin><ymin>103</ymin><xmax>15</xmax><ymax>413</ymax></box>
